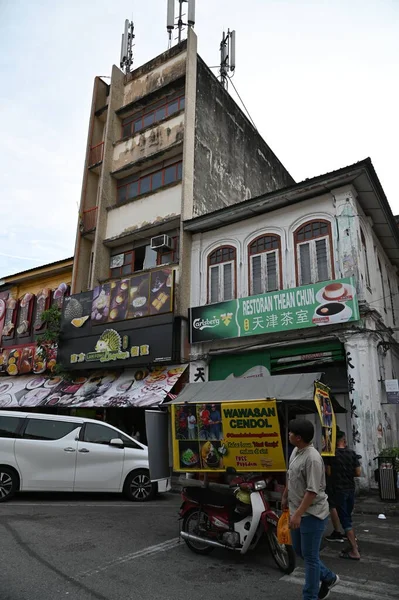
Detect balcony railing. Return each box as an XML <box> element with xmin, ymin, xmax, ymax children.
<box><xmin>81</xmin><ymin>206</ymin><xmax>98</xmax><ymax>234</ymax></box>
<box><xmin>88</xmin><ymin>142</ymin><xmax>104</xmax><ymax>168</ymax></box>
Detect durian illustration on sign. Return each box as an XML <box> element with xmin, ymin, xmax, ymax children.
<box><xmin>95</xmin><ymin>329</ymin><xmax>122</xmax><ymax>353</ymax></box>
<box><xmin>64</xmin><ymin>298</ymin><xmax>84</xmax><ymax>321</ymax></box>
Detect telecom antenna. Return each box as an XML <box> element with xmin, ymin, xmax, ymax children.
<box><xmin>220</xmin><ymin>29</ymin><xmax>236</xmax><ymax>89</ymax></box>
<box><xmin>120</xmin><ymin>19</ymin><xmax>135</xmax><ymax>73</ymax></box>
<box><xmin>166</xmin><ymin>0</ymin><xmax>195</xmax><ymax>47</ymax></box>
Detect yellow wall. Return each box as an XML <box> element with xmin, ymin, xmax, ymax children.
<box><xmin>4</xmin><ymin>261</ymin><xmax>73</xmax><ymax>299</ymax></box>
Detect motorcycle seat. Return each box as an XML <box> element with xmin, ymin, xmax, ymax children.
<box><xmin>183</xmin><ymin>486</ymin><xmax>237</xmax><ymax>507</ymax></box>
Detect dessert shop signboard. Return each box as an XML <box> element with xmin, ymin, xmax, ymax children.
<box><xmin>171</xmin><ymin>400</ymin><xmax>286</xmax><ymax>473</ymax></box>
<box><xmin>61</xmin><ymin>268</ymin><xmax>174</xmax><ymax>333</ymax></box>
<box><xmin>190</xmin><ymin>278</ymin><xmax>359</xmax><ymax>343</ymax></box>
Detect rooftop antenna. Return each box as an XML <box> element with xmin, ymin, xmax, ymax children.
<box><xmin>166</xmin><ymin>0</ymin><xmax>195</xmax><ymax>48</ymax></box>
<box><xmin>220</xmin><ymin>29</ymin><xmax>236</xmax><ymax>89</ymax></box>
<box><xmin>120</xmin><ymin>19</ymin><xmax>135</xmax><ymax>73</ymax></box>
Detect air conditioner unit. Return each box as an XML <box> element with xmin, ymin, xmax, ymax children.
<box><xmin>151</xmin><ymin>235</ymin><xmax>173</xmax><ymax>251</ymax></box>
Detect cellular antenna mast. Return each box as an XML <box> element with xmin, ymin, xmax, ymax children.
<box><xmin>120</xmin><ymin>19</ymin><xmax>135</xmax><ymax>73</ymax></box>
<box><xmin>220</xmin><ymin>29</ymin><xmax>236</xmax><ymax>89</ymax></box>
<box><xmin>167</xmin><ymin>0</ymin><xmax>195</xmax><ymax>48</ymax></box>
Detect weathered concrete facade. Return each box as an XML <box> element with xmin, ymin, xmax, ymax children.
<box><xmin>72</xmin><ymin>28</ymin><xmax>293</xmax><ymax>328</ymax></box>
<box><xmin>193</xmin><ymin>58</ymin><xmax>295</xmax><ymax>217</ymax></box>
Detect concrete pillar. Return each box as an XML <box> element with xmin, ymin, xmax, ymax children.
<box><xmin>343</xmin><ymin>331</ymin><xmax>384</xmax><ymax>488</ymax></box>
<box><xmin>90</xmin><ymin>65</ymin><xmax>125</xmax><ymax>288</ymax></box>
<box><xmin>177</xmin><ymin>28</ymin><xmax>198</xmax><ymax>318</ymax></box>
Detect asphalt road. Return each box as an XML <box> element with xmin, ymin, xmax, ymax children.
<box><xmin>1</xmin><ymin>492</ymin><xmax>399</xmax><ymax>600</ymax></box>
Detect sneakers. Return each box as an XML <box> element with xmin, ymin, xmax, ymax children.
<box><xmin>318</xmin><ymin>575</ymin><xmax>340</xmax><ymax>599</ymax></box>
<box><xmin>325</xmin><ymin>530</ymin><xmax>345</xmax><ymax>543</ymax></box>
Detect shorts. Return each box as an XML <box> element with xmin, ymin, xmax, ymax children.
<box><xmin>335</xmin><ymin>489</ymin><xmax>355</xmax><ymax>532</ymax></box>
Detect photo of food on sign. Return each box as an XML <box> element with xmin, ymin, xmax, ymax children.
<box><xmin>62</xmin><ymin>292</ymin><xmax>92</xmax><ymax>331</ymax></box>
<box><xmin>172</xmin><ymin>400</ymin><xmax>286</xmax><ymax>473</ymax></box>
<box><xmin>149</xmin><ymin>269</ymin><xmax>173</xmax><ymax>315</ymax></box>
<box><xmin>0</xmin><ymin>365</ymin><xmax>186</xmax><ymax>409</ymax></box>
<box><xmin>312</xmin><ymin>281</ymin><xmax>355</xmax><ymax>325</ymax></box>
<box><xmin>127</xmin><ymin>272</ymin><xmax>150</xmax><ymax>319</ymax></box>
<box><xmin>108</xmin><ymin>279</ymin><xmax>130</xmax><ymax>321</ymax></box>
<box><xmin>91</xmin><ymin>284</ymin><xmax>111</xmax><ymax>324</ymax></box>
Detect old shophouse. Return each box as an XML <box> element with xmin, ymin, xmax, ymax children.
<box><xmin>186</xmin><ymin>159</ymin><xmax>399</xmax><ymax>488</ymax></box>
<box><xmin>0</xmin><ymin>258</ymin><xmax>72</xmax><ymax>382</ymax></box>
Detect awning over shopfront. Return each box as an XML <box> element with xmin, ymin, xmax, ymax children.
<box><xmin>0</xmin><ymin>365</ymin><xmax>187</xmax><ymax>409</ymax></box>
<box><xmin>166</xmin><ymin>373</ymin><xmax>346</xmax><ymax>413</ymax></box>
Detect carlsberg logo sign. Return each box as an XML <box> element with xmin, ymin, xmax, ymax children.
<box><xmin>193</xmin><ymin>317</ymin><xmax>220</xmax><ymax>330</ymax></box>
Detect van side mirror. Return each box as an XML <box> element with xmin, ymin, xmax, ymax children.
<box><xmin>109</xmin><ymin>438</ymin><xmax>124</xmax><ymax>448</ymax></box>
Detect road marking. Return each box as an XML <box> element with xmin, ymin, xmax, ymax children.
<box><xmin>78</xmin><ymin>538</ymin><xmax>180</xmax><ymax>578</ymax></box>
<box><xmin>281</xmin><ymin>568</ymin><xmax>399</xmax><ymax>599</ymax></box>
<box><xmin>320</xmin><ymin>546</ymin><xmax>399</xmax><ymax>570</ymax></box>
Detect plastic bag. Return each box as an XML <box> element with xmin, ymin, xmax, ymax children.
<box><xmin>277</xmin><ymin>509</ymin><xmax>292</xmax><ymax>545</ymax></box>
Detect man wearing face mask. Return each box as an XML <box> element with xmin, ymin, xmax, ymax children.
<box><xmin>282</xmin><ymin>419</ymin><xmax>339</xmax><ymax>600</ymax></box>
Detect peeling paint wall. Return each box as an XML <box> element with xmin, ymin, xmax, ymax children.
<box><xmin>105</xmin><ymin>184</ymin><xmax>182</xmax><ymax>240</ymax></box>
<box><xmin>193</xmin><ymin>58</ymin><xmax>295</xmax><ymax>217</ymax></box>
<box><xmin>112</xmin><ymin>114</ymin><xmax>185</xmax><ymax>172</ymax></box>
<box><xmin>123</xmin><ymin>51</ymin><xmax>187</xmax><ymax>108</ymax></box>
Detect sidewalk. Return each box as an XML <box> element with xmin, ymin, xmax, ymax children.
<box><xmin>171</xmin><ymin>475</ymin><xmax>399</xmax><ymax>516</ymax></box>
<box><xmin>355</xmin><ymin>489</ymin><xmax>399</xmax><ymax>517</ymax></box>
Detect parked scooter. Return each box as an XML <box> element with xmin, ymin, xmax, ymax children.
<box><xmin>179</xmin><ymin>472</ymin><xmax>296</xmax><ymax>574</ymax></box>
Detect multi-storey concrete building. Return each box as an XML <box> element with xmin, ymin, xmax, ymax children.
<box><xmin>49</xmin><ymin>29</ymin><xmax>294</xmax><ymax>433</ymax></box>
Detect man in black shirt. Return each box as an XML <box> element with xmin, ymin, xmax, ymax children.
<box><xmin>325</xmin><ymin>431</ymin><xmax>361</xmax><ymax>560</ymax></box>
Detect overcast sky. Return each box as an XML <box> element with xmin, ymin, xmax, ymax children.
<box><xmin>1</xmin><ymin>0</ymin><xmax>398</xmax><ymax>278</ymax></box>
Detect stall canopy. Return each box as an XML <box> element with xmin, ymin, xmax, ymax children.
<box><xmin>0</xmin><ymin>365</ymin><xmax>187</xmax><ymax>409</ymax></box>
<box><xmin>166</xmin><ymin>373</ymin><xmax>346</xmax><ymax>413</ymax></box>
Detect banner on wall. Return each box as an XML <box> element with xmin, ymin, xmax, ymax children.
<box><xmin>314</xmin><ymin>381</ymin><xmax>336</xmax><ymax>456</ymax></box>
<box><xmin>172</xmin><ymin>399</ymin><xmax>286</xmax><ymax>473</ymax></box>
<box><xmin>190</xmin><ymin>277</ymin><xmax>359</xmax><ymax>343</ymax></box>
<box><xmin>0</xmin><ymin>365</ymin><xmax>186</xmax><ymax>409</ymax></box>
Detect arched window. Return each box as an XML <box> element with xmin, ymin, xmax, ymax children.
<box><xmin>294</xmin><ymin>220</ymin><xmax>334</xmax><ymax>285</ymax></box>
<box><xmin>360</xmin><ymin>229</ymin><xmax>371</xmax><ymax>289</ymax></box>
<box><xmin>208</xmin><ymin>246</ymin><xmax>236</xmax><ymax>303</ymax></box>
<box><xmin>248</xmin><ymin>234</ymin><xmax>281</xmax><ymax>295</ymax></box>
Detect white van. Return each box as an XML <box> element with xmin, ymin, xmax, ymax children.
<box><xmin>0</xmin><ymin>411</ymin><xmax>170</xmax><ymax>502</ymax></box>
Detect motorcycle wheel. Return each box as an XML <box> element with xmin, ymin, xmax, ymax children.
<box><xmin>182</xmin><ymin>509</ymin><xmax>215</xmax><ymax>555</ymax></box>
<box><xmin>266</xmin><ymin>525</ymin><xmax>296</xmax><ymax>574</ymax></box>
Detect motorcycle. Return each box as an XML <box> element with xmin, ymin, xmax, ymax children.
<box><xmin>179</xmin><ymin>472</ymin><xmax>296</xmax><ymax>574</ymax></box>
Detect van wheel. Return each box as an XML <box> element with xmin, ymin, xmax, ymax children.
<box><xmin>0</xmin><ymin>468</ymin><xmax>18</xmax><ymax>502</ymax></box>
<box><xmin>123</xmin><ymin>470</ymin><xmax>157</xmax><ymax>502</ymax></box>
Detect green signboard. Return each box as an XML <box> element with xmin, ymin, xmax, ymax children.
<box><xmin>189</xmin><ymin>278</ymin><xmax>359</xmax><ymax>343</ymax></box>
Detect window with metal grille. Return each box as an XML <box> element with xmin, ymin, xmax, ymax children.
<box><xmin>121</xmin><ymin>93</ymin><xmax>185</xmax><ymax>139</ymax></box>
<box><xmin>248</xmin><ymin>235</ymin><xmax>280</xmax><ymax>295</ymax></box>
<box><xmin>208</xmin><ymin>246</ymin><xmax>236</xmax><ymax>303</ymax></box>
<box><xmin>294</xmin><ymin>221</ymin><xmax>334</xmax><ymax>285</ymax></box>
<box><xmin>117</xmin><ymin>161</ymin><xmax>182</xmax><ymax>204</ymax></box>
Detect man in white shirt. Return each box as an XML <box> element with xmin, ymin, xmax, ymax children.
<box><xmin>282</xmin><ymin>419</ymin><xmax>339</xmax><ymax>600</ymax></box>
